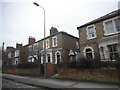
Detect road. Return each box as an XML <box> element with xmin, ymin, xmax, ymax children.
<box><xmin>2</xmin><ymin>78</ymin><xmax>49</xmax><ymax>89</ymax></box>
<box><xmin>2</xmin><ymin>73</ymin><xmax>119</xmax><ymax>89</ymax></box>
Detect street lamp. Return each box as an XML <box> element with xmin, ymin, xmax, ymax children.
<box><xmin>33</xmin><ymin>2</ymin><xmax>47</xmax><ymax>78</ymax></box>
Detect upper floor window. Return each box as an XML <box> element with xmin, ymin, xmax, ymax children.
<box><xmin>52</xmin><ymin>36</ymin><xmax>57</xmax><ymax>47</ymax></box>
<box><xmin>114</xmin><ymin>18</ymin><xmax>120</xmax><ymax>32</ymax></box>
<box><xmin>46</xmin><ymin>39</ymin><xmax>50</xmax><ymax>49</ymax></box>
<box><xmin>76</xmin><ymin>41</ymin><xmax>79</xmax><ymax>49</ymax></box>
<box><xmin>8</xmin><ymin>52</ymin><xmax>11</xmax><ymax>58</ymax></box>
<box><xmin>43</xmin><ymin>39</ymin><xmax>50</xmax><ymax>49</ymax></box>
<box><xmin>86</xmin><ymin>25</ymin><xmax>96</xmax><ymax>39</ymax></box>
<box><xmin>104</xmin><ymin>17</ymin><xmax>120</xmax><ymax>35</ymax></box>
<box><xmin>15</xmin><ymin>50</ymin><xmax>19</xmax><ymax>57</ymax></box>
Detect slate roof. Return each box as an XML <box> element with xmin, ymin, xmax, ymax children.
<box><xmin>24</xmin><ymin>31</ymin><xmax>79</xmax><ymax>47</ymax></box>
<box><xmin>77</xmin><ymin>9</ymin><xmax>120</xmax><ymax>30</ymax></box>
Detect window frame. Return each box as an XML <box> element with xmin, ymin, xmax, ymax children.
<box><xmin>46</xmin><ymin>39</ymin><xmax>50</xmax><ymax>49</ymax></box>
<box><xmin>52</xmin><ymin>36</ymin><xmax>57</xmax><ymax>47</ymax></box>
<box><xmin>103</xmin><ymin>16</ymin><xmax>120</xmax><ymax>36</ymax></box>
<box><xmin>55</xmin><ymin>51</ymin><xmax>61</xmax><ymax>64</ymax></box>
<box><xmin>86</xmin><ymin>25</ymin><xmax>96</xmax><ymax>40</ymax></box>
<box><xmin>83</xmin><ymin>46</ymin><xmax>95</xmax><ymax>59</ymax></box>
<box><xmin>107</xmin><ymin>44</ymin><xmax>119</xmax><ymax>60</ymax></box>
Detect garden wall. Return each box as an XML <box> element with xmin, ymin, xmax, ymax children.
<box><xmin>3</xmin><ymin>67</ymin><xmax>41</xmax><ymax>76</ymax></box>
<box><xmin>3</xmin><ymin>63</ymin><xmax>55</xmax><ymax>76</ymax></box>
<box><xmin>57</xmin><ymin>68</ymin><xmax>119</xmax><ymax>84</ymax></box>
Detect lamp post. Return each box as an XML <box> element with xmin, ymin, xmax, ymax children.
<box><xmin>33</xmin><ymin>2</ymin><xmax>47</xmax><ymax>78</ymax></box>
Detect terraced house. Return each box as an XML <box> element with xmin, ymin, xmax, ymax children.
<box><xmin>28</xmin><ymin>27</ymin><xmax>79</xmax><ymax>64</ymax></box>
<box><xmin>77</xmin><ymin>9</ymin><xmax>120</xmax><ymax>61</ymax></box>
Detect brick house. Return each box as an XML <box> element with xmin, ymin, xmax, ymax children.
<box><xmin>26</xmin><ymin>27</ymin><xmax>79</xmax><ymax>75</ymax></box>
<box><xmin>2</xmin><ymin>46</ymin><xmax>16</xmax><ymax>66</ymax></box>
<box><xmin>77</xmin><ymin>9</ymin><xmax>120</xmax><ymax>61</ymax></box>
<box><xmin>14</xmin><ymin>37</ymin><xmax>35</xmax><ymax>65</ymax></box>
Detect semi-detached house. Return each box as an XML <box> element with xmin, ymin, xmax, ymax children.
<box><xmin>77</xmin><ymin>9</ymin><xmax>120</xmax><ymax>61</ymax></box>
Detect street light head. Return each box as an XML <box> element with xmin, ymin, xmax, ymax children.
<box><xmin>33</xmin><ymin>2</ymin><xmax>39</xmax><ymax>6</ymax></box>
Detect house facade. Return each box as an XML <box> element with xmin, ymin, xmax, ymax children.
<box><xmin>2</xmin><ymin>46</ymin><xmax>16</xmax><ymax>66</ymax></box>
<box><xmin>77</xmin><ymin>9</ymin><xmax>120</xmax><ymax>61</ymax></box>
<box><xmin>27</xmin><ymin>27</ymin><xmax>79</xmax><ymax>65</ymax></box>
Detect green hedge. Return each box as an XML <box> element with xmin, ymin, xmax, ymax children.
<box><xmin>17</xmin><ymin>62</ymin><xmax>39</xmax><ymax>69</ymax></box>
<box><xmin>58</xmin><ymin>58</ymin><xmax>120</xmax><ymax>69</ymax></box>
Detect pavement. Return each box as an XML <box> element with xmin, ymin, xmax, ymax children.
<box><xmin>2</xmin><ymin>73</ymin><xmax>119</xmax><ymax>89</ymax></box>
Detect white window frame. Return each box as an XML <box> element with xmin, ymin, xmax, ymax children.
<box><xmin>46</xmin><ymin>52</ymin><xmax>52</xmax><ymax>63</ymax></box>
<box><xmin>41</xmin><ymin>56</ymin><xmax>43</xmax><ymax>64</ymax></box>
<box><xmin>15</xmin><ymin>50</ymin><xmax>19</xmax><ymax>57</ymax></box>
<box><xmin>46</xmin><ymin>39</ymin><xmax>50</xmax><ymax>49</ymax></box>
<box><xmin>83</xmin><ymin>46</ymin><xmax>95</xmax><ymax>59</ymax></box>
<box><xmin>76</xmin><ymin>41</ymin><xmax>79</xmax><ymax>49</ymax></box>
<box><xmin>43</xmin><ymin>40</ymin><xmax>45</xmax><ymax>50</ymax></box>
<box><xmin>52</xmin><ymin>36</ymin><xmax>57</xmax><ymax>47</ymax></box>
<box><xmin>103</xmin><ymin>16</ymin><xmax>120</xmax><ymax>36</ymax></box>
<box><xmin>55</xmin><ymin>51</ymin><xmax>61</xmax><ymax>64</ymax></box>
<box><xmin>86</xmin><ymin>25</ymin><xmax>96</xmax><ymax>40</ymax></box>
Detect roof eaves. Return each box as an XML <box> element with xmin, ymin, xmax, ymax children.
<box><xmin>77</xmin><ymin>9</ymin><xmax>120</xmax><ymax>30</ymax></box>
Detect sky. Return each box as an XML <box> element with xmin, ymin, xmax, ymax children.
<box><xmin>1</xmin><ymin>0</ymin><xmax>120</xmax><ymax>48</ymax></box>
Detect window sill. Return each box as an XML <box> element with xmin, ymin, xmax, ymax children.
<box><xmin>52</xmin><ymin>45</ymin><xmax>57</xmax><ymax>48</ymax></box>
<box><xmin>87</xmin><ymin>37</ymin><xmax>96</xmax><ymax>40</ymax></box>
<box><xmin>104</xmin><ymin>32</ymin><xmax>120</xmax><ymax>36</ymax></box>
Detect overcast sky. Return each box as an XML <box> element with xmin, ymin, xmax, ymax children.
<box><xmin>1</xmin><ymin>0</ymin><xmax>119</xmax><ymax>48</ymax></box>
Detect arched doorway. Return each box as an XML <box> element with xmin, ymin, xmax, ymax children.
<box><xmin>84</xmin><ymin>47</ymin><xmax>94</xmax><ymax>59</ymax></box>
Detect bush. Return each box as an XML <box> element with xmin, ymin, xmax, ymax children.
<box><xmin>58</xmin><ymin>57</ymin><xmax>119</xmax><ymax>69</ymax></box>
<box><xmin>17</xmin><ymin>62</ymin><xmax>39</xmax><ymax>69</ymax></box>
<box><xmin>68</xmin><ymin>57</ymin><xmax>95</xmax><ymax>69</ymax></box>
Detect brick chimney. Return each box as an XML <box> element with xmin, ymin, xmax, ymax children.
<box><xmin>50</xmin><ymin>27</ymin><xmax>58</xmax><ymax>35</ymax></box>
<box><xmin>28</xmin><ymin>36</ymin><xmax>36</xmax><ymax>44</ymax></box>
<box><xmin>16</xmin><ymin>43</ymin><xmax>22</xmax><ymax>49</ymax></box>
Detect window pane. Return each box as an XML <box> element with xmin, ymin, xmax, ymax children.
<box><xmin>47</xmin><ymin>54</ymin><xmax>50</xmax><ymax>62</ymax></box>
<box><xmin>87</xmin><ymin>26</ymin><xmax>95</xmax><ymax>38</ymax></box>
<box><xmin>114</xmin><ymin>18</ymin><xmax>120</xmax><ymax>31</ymax></box>
<box><xmin>107</xmin><ymin>44</ymin><xmax>118</xmax><ymax>60</ymax></box>
<box><xmin>105</xmin><ymin>20</ymin><xmax>114</xmax><ymax>34</ymax></box>
<box><xmin>52</xmin><ymin>37</ymin><xmax>57</xmax><ymax>47</ymax></box>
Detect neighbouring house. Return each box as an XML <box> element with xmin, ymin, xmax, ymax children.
<box><xmin>77</xmin><ymin>9</ymin><xmax>120</xmax><ymax>61</ymax></box>
<box><xmin>6</xmin><ymin>27</ymin><xmax>79</xmax><ymax>75</ymax></box>
<box><xmin>14</xmin><ymin>37</ymin><xmax>35</xmax><ymax>64</ymax></box>
<box><xmin>6</xmin><ymin>47</ymin><xmax>16</xmax><ymax>65</ymax></box>
<box><xmin>2</xmin><ymin>46</ymin><xmax>16</xmax><ymax>66</ymax></box>
<box><xmin>27</xmin><ymin>27</ymin><xmax>79</xmax><ymax>64</ymax></box>
<box><xmin>25</xmin><ymin>27</ymin><xmax>79</xmax><ymax>75</ymax></box>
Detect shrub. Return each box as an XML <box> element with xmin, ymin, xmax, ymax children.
<box><xmin>68</xmin><ymin>57</ymin><xmax>95</xmax><ymax>69</ymax></box>
<box><xmin>17</xmin><ymin>62</ymin><xmax>39</xmax><ymax>69</ymax></box>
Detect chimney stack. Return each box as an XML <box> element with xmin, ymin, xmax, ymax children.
<box><xmin>28</xmin><ymin>36</ymin><xmax>36</xmax><ymax>44</ymax></box>
<box><xmin>16</xmin><ymin>43</ymin><xmax>22</xmax><ymax>49</ymax></box>
<box><xmin>50</xmin><ymin>27</ymin><xmax>58</xmax><ymax>35</ymax></box>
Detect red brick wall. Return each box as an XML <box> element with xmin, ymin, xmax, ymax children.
<box><xmin>3</xmin><ymin>67</ymin><xmax>40</xmax><ymax>76</ymax></box>
<box><xmin>46</xmin><ymin>63</ymin><xmax>54</xmax><ymax>76</ymax></box>
<box><xmin>58</xmin><ymin>68</ymin><xmax>119</xmax><ymax>83</ymax></box>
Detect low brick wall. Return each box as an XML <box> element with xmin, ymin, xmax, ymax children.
<box><xmin>3</xmin><ymin>63</ymin><xmax>55</xmax><ymax>76</ymax></box>
<box><xmin>58</xmin><ymin>68</ymin><xmax>119</xmax><ymax>83</ymax></box>
<box><xmin>3</xmin><ymin>67</ymin><xmax>40</xmax><ymax>76</ymax></box>
<box><xmin>46</xmin><ymin>63</ymin><xmax>54</xmax><ymax>76</ymax></box>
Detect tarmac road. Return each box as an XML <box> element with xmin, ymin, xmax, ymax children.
<box><xmin>2</xmin><ymin>78</ymin><xmax>49</xmax><ymax>90</ymax></box>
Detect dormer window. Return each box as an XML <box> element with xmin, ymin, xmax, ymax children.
<box><xmin>86</xmin><ymin>25</ymin><xmax>96</xmax><ymax>39</ymax></box>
